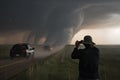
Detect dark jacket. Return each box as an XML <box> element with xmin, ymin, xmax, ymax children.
<box><xmin>71</xmin><ymin>46</ymin><xmax>100</xmax><ymax>79</ymax></box>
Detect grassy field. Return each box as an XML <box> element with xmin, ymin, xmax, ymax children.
<box><xmin>98</xmin><ymin>45</ymin><xmax>120</xmax><ymax>80</ymax></box>
<box><xmin>0</xmin><ymin>45</ymin><xmax>12</xmax><ymax>59</ymax></box>
<box><xmin>9</xmin><ymin>45</ymin><xmax>120</xmax><ymax>80</ymax></box>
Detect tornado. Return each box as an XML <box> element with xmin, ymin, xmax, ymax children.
<box><xmin>0</xmin><ymin>0</ymin><xmax>120</xmax><ymax>48</ymax></box>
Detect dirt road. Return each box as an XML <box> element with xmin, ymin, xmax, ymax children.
<box><xmin>0</xmin><ymin>57</ymin><xmax>34</xmax><ymax>80</ymax></box>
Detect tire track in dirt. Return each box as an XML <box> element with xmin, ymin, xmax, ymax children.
<box><xmin>0</xmin><ymin>58</ymin><xmax>33</xmax><ymax>80</ymax></box>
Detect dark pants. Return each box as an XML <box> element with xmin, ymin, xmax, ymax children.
<box><xmin>79</xmin><ymin>77</ymin><xmax>99</xmax><ymax>80</ymax></box>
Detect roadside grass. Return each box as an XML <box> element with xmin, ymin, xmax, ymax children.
<box><xmin>9</xmin><ymin>45</ymin><xmax>120</xmax><ymax>80</ymax></box>
<box><xmin>0</xmin><ymin>45</ymin><xmax>12</xmax><ymax>59</ymax></box>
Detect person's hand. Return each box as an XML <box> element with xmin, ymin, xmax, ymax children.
<box><xmin>75</xmin><ymin>40</ymin><xmax>80</xmax><ymax>48</ymax></box>
<box><xmin>75</xmin><ymin>40</ymin><xmax>83</xmax><ymax>48</ymax></box>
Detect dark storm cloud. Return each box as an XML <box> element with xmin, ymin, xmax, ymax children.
<box><xmin>0</xmin><ymin>0</ymin><xmax>120</xmax><ymax>45</ymax></box>
<box><xmin>81</xmin><ymin>2</ymin><xmax>120</xmax><ymax>29</ymax></box>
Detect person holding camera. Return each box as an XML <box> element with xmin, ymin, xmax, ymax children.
<box><xmin>71</xmin><ymin>35</ymin><xmax>100</xmax><ymax>80</ymax></box>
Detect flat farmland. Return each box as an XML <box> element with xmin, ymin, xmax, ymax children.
<box><xmin>8</xmin><ymin>45</ymin><xmax>120</xmax><ymax>80</ymax></box>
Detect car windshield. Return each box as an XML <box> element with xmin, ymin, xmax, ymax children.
<box><xmin>27</xmin><ymin>45</ymin><xmax>32</xmax><ymax>49</ymax></box>
<box><xmin>12</xmin><ymin>44</ymin><xmax>28</xmax><ymax>50</ymax></box>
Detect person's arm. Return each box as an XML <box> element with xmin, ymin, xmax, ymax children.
<box><xmin>71</xmin><ymin>40</ymin><xmax>83</xmax><ymax>59</ymax></box>
<box><xmin>71</xmin><ymin>47</ymin><xmax>80</xmax><ymax>59</ymax></box>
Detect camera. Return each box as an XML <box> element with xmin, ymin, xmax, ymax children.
<box><xmin>78</xmin><ymin>40</ymin><xmax>83</xmax><ymax>44</ymax></box>
<box><xmin>75</xmin><ymin>40</ymin><xmax>83</xmax><ymax>47</ymax></box>
<box><xmin>76</xmin><ymin>40</ymin><xmax>83</xmax><ymax>44</ymax></box>
<box><xmin>75</xmin><ymin>40</ymin><xmax>85</xmax><ymax>49</ymax></box>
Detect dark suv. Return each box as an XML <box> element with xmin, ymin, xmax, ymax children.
<box><xmin>10</xmin><ymin>43</ymin><xmax>35</xmax><ymax>58</ymax></box>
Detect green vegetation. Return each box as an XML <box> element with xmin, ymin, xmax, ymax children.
<box><xmin>9</xmin><ymin>45</ymin><xmax>120</xmax><ymax>80</ymax></box>
<box><xmin>99</xmin><ymin>45</ymin><xmax>120</xmax><ymax>80</ymax></box>
<box><xmin>0</xmin><ymin>45</ymin><xmax>12</xmax><ymax>59</ymax></box>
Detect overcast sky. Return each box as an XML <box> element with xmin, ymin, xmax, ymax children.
<box><xmin>0</xmin><ymin>0</ymin><xmax>120</xmax><ymax>45</ymax></box>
